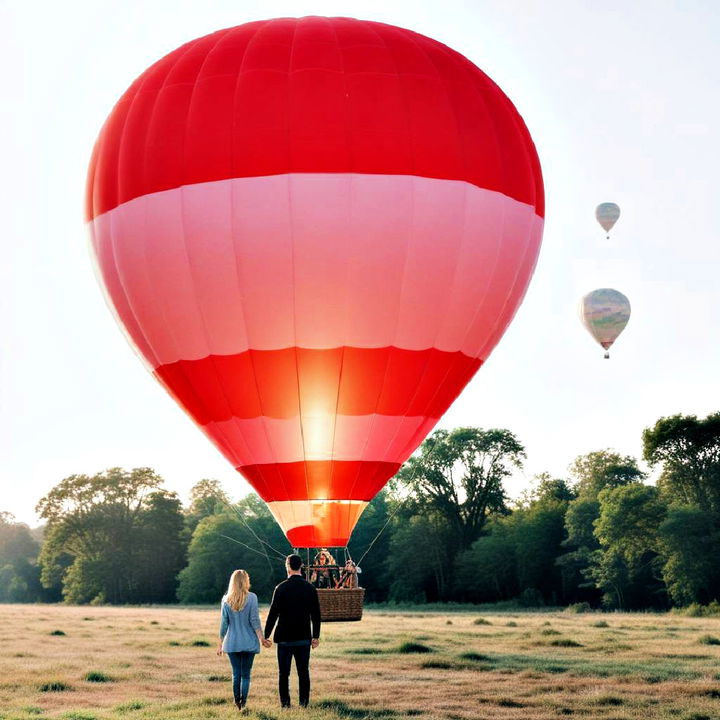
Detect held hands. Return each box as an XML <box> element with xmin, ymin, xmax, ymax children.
<box><xmin>262</xmin><ymin>638</ymin><xmax>272</xmax><ymax>648</ymax></box>
<box><xmin>311</xmin><ymin>638</ymin><xmax>320</xmax><ymax>650</ymax></box>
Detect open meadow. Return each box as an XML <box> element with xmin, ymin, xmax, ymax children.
<box><xmin>1</xmin><ymin>605</ymin><xmax>720</xmax><ymax>720</ymax></box>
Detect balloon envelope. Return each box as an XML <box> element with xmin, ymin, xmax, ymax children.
<box><xmin>595</xmin><ymin>202</ymin><xmax>621</xmax><ymax>234</ymax></box>
<box><xmin>86</xmin><ymin>17</ymin><xmax>544</xmax><ymax>547</ymax></box>
<box><xmin>580</xmin><ymin>289</ymin><xmax>631</xmax><ymax>355</ymax></box>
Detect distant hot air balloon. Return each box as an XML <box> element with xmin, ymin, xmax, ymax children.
<box><xmin>580</xmin><ymin>289</ymin><xmax>631</xmax><ymax>359</ymax></box>
<box><xmin>595</xmin><ymin>202</ymin><xmax>620</xmax><ymax>238</ymax></box>
<box><xmin>86</xmin><ymin>17</ymin><xmax>544</xmax><ymax>549</ymax></box>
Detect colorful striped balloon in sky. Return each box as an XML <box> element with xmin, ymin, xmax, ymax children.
<box><xmin>86</xmin><ymin>16</ymin><xmax>544</xmax><ymax>548</ymax></box>
<box><xmin>580</xmin><ymin>289</ymin><xmax>631</xmax><ymax>359</ymax></box>
<box><xmin>596</xmin><ymin>202</ymin><xmax>621</xmax><ymax>237</ymax></box>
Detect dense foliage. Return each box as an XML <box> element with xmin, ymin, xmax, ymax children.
<box><xmin>3</xmin><ymin>413</ymin><xmax>720</xmax><ymax>609</ymax></box>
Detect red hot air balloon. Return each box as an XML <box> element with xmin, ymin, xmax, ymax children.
<box><xmin>86</xmin><ymin>17</ymin><xmax>544</xmax><ymax>549</ymax></box>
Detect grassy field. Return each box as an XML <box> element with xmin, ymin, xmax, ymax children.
<box><xmin>1</xmin><ymin>605</ymin><xmax>720</xmax><ymax>720</ymax></box>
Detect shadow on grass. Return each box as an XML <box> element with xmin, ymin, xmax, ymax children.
<box><xmin>497</xmin><ymin>699</ymin><xmax>525</xmax><ymax>708</ymax></box>
<box><xmin>422</xmin><ymin>660</ymin><xmax>475</xmax><ymax>670</ymax></box>
<box><xmin>397</xmin><ymin>642</ymin><xmax>433</xmax><ymax>654</ymax></box>
<box><xmin>459</xmin><ymin>652</ymin><xmax>491</xmax><ymax>663</ymax></box>
<box><xmin>346</xmin><ymin>642</ymin><xmax>434</xmax><ymax>655</ymax></box>
<box><xmin>698</xmin><ymin>635</ymin><xmax>720</xmax><ymax>645</ymax></box>
<box><xmin>315</xmin><ymin>699</ymin><xmax>419</xmax><ymax>718</ymax></box>
<box><xmin>592</xmin><ymin>695</ymin><xmax>625</xmax><ymax>706</ymax></box>
<box><xmin>476</xmin><ymin>652</ymin><xmax>701</xmax><ymax>681</ymax></box>
<box><xmin>346</xmin><ymin>647</ymin><xmax>387</xmax><ymax>655</ymax></box>
<box><xmin>415</xmin><ymin>650</ymin><xmax>703</xmax><ymax>682</ymax></box>
<box><xmin>549</xmin><ymin>639</ymin><xmax>583</xmax><ymax>647</ymax></box>
<box><xmin>84</xmin><ymin>671</ymin><xmax>113</xmax><ymax>683</ymax></box>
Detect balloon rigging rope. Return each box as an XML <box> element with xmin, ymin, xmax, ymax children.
<box><xmin>217</xmin><ymin>533</ymin><xmax>286</xmax><ymax>563</ymax></box>
<box><xmin>354</xmin><ymin>436</ymin><xmax>447</xmax><ymax>568</ymax></box>
<box><xmin>354</xmin><ymin>496</ymin><xmax>407</xmax><ymax>569</ymax></box>
<box><xmin>216</xmin><ymin>436</ymin><xmax>449</xmax><ymax>571</ymax></box>
<box><xmin>218</xmin><ymin>496</ymin><xmax>289</xmax><ymax>561</ymax></box>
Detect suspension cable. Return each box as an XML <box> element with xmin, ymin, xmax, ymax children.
<box><xmin>218</xmin><ymin>533</ymin><xmax>286</xmax><ymax>562</ymax></box>
<box><xmin>354</xmin><ymin>490</ymin><xmax>413</xmax><ymax>568</ymax></box>
<box><xmin>219</xmin><ymin>496</ymin><xmax>288</xmax><ymax>560</ymax></box>
<box><xmin>354</xmin><ymin>440</ymin><xmax>444</xmax><ymax>567</ymax></box>
<box><xmin>213</xmin><ymin>496</ymin><xmax>287</xmax><ymax>579</ymax></box>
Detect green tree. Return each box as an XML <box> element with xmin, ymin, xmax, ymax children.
<box><xmin>642</xmin><ymin>413</ymin><xmax>720</xmax><ymax>607</ymax></box>
<box><xmin>454</xmin><ymin>519</ymin><xmax>517</xmax><ymax>602</ymax></box>
<box><xmin>594</xmin><ymin>485</ymin><xmax>666</xmax><ymax>563</ymax></box>
<box><xmin>514</xmin><ymin>473</ymin><xmax>576</xmax><ymax>509</ymax></box>
<box><xmin>513</xmin><ymin>481</ymin><xmax>573</xmax><ymax>604</ymax></box>
<box><xmin>395</xmin><ymin>427</ymin><xmax>524</xmax><ymax>551</ymax></box>
<box><xmin>0</xmin><ymin>513</ymin><xmax>43</xmax><ymax>602</ymax></box>
<box><xmin>569</xmin><ymin>449</ymin><xmax>646</xmax><ymax>497</ymax></box>
<box><xmin>456</xmin><ymin>476</ymin><xmax>573</xmax><ymax>604</ymax></box>
<box><xmin>557</xmin><ymin>450</ymin><xmax>646</xmax><ymax>606</ymax></box>
<box><xmin>555</xmin><ymin>498</ymin><xmax>601</xmax><ymax>603</ymax></box>
<box><xmin>177</xmin><ymin>494</ymin><xmax>290</xmax><ymax>604</ymax></box>
<box><xmin>385</xmin><ymin>515</ymin><xmax>450</xmax><ymax>602</ymax></box>
<box><xmin>588</xmin><ymin>484</ymin><xmax>667</xmax><ymax>609</ymax></box>
<box><xmin>390</xmin><ymin>427</ymin><xmax>524</xmax><ymax>600</ymax></box>
<box><xmin>134</xmin><ymin>491</ymin><xmax>186</xmax><ymax>603</ymax></box>
<box><xmin>184</xmin><ymin>479</ymin><xmax>231</xmax><ymax>539</ymax></box>
<box><xmin>36</xmin><ymin>468</ymin><xmax>184</xmax><ymax>604</ymax></box>
<box><xmin>659</xmin><ymin>507</ymin><xmax>720</xmax><ymax>606</ymax></box>
<box><xmin>643</xmin><ymin>413</ymin><xmax>720</xmax><ymax>512</ymax></box>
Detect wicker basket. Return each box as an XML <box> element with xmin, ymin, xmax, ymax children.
<box><xmin>317</xmin><ymin>588</ymin><xmax>365</xmax><ymax>622</ymax></box>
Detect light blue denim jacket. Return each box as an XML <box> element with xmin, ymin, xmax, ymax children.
<box><xmin>219</xmin><ymin>592</ymin><xmax>261</xmax><ymax>653</ymax></box>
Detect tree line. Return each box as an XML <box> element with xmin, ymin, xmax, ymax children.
<box><xmin>2</xmin><ymin>412</ymin><xmax>719</xmax><ymax>610</ymax></box>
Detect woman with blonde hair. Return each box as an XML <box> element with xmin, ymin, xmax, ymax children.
<box><xmin>217</xmin><ymin>569</ymin><xmax>268</xmax><ymax>711</ymax></box>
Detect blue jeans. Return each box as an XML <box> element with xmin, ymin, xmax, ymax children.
<box><xmin>227</xmin><ymin>651</ymin><xmax>255</xmax><ymax>704</ymax></box>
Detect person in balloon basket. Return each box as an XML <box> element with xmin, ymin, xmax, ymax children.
<box><xmin>336</xmin><ymin>559</ymin><xmax>360</xmax><ymax>589</ymax></box>
<box><xmin>216</xmin><ymin>569</ymin><xmax>267</xmax><ymax>712</ymax></box>
<box><xmin>264</xmin><ymin>554</ymin><xmax>321</xmax><ymax>708</ymax></box>
<box><xmin>311</xmin><ymin>548</ymin><xmax>339</xmax><ymax>588</ymax></box>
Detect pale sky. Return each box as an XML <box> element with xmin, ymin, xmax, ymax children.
<box><xmin>1</xmin><ymin>0</ymin><xmax>719</xmax><ymax>526</ymax></box>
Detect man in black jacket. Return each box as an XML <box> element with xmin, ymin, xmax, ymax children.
<box><xmin>264</xmin><ymin>553</ymin><xmax>321</xmax><ymax>708</ymax></box>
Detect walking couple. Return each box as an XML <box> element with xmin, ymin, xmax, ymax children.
<box><xmin>216</xmin><ymin>553</ymin><xmax>321</xmax><ymax>711</ymax></box>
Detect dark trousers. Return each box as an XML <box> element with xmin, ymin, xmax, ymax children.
<box><xmin>227</xmin><ymin>651</ymin><xmax>255</xmax><ymax>704</ymax></box>
<box><xmin>277</xmin><ymin>642</ymin><xmax>311</xmax><ymax>707</ymax></box>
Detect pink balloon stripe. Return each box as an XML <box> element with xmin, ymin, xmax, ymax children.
<box><xmin>88</xmin><ymin>173</ymin><xmax>543</xmax><ymax>367</ymax></box>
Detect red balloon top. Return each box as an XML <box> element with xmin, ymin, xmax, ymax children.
<box><xmin>86</xmin><ymin>16</ymin><xmax>543</xmax><ymax>221</ymax></box>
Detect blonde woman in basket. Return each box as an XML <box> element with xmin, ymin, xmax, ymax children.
<box><xmin>217</xmin><ymin>569</ymin><xmax>270</xmax><ymax>711</ymax></box>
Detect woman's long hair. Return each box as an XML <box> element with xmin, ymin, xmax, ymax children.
<box><xmin>225</xmin><ymin>569</ymin><xmax>250</xmax><ymax>611</ymax></box>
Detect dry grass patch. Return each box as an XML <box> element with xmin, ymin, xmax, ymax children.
<box><xmin>2</xmin><ymin>605</ymin><xmax>720</xmax><ymax>719</ymax></box>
